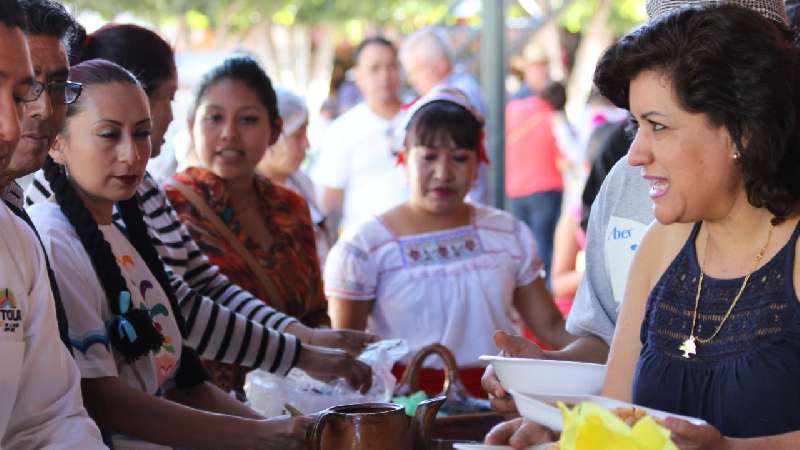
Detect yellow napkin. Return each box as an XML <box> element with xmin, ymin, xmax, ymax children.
<box><xmin>556</xmin><ymin>402</ymin><xmax>678</xmax><ymax>450</ymax></box>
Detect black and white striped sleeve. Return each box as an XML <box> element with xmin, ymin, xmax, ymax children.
<box><xmin>136</xmin><ymin>174</ymin><xmax>302</xmax><ymax>373</ymax></box>
<box><xmin>164</xmin><ymin>265</ymin><xmax>300</xmax><ymax>375</ymax></box>
<box><xmin>26</xmin><ymin>170</ymin><xmax>303</xmax><ymax>375</ymax></box>
<box><xmin>137</xmin><ymin>175</ymin><xmax>298</xmax><ymax>332</ymax></box>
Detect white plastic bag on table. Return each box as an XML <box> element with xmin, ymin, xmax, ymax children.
<box><xmin>245</xmin><ymin>339</ymin><xmax>409</xmax><ymax>416</ymax></box>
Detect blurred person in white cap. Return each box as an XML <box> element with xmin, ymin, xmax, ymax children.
<box><xmin>400</xmin><ymin>26</ymin><xmax>490</xmax><ymax>205</ymax></box>
<box><xmin>483</xmin><ymin>0</ymin><xmax>798</xmax><ymax>448</ymax></box>
<box><xmin>325</xmin><ymin>86</ymin><xmax>575</xmax><ymax>398</ymax></box>
<box><xmin>257</xmin><ymin>88</ymin><xmax>332</xmax><ymax>266</ymax></box>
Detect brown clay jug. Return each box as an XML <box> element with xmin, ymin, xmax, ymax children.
<box><xmin>309</xmin><ymin>395</ymin><xmax>446</xmax><ymax>450</ymax></box>
<box><xmin>395</xmin><ymin>344</ymin><xmax>490</xmax><ymax>415</ymax></box>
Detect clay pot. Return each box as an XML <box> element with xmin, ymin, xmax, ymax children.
<box><xmin>309</xmin><ymin>396</ymin><xmax>446</xmax><ymax>450</ymax></box>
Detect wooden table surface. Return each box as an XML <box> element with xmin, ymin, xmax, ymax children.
<box><xmin>431</xmin><ymin>411</ymin><xmax>507</xmax><ymax>441</ymax></box>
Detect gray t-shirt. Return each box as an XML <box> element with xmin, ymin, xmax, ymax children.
<box><xmin>565</xmin><ymin>156</ymin><xmax>655</xmax><ymax>344</ymax></box>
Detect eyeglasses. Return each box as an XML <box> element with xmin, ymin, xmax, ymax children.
<box><xmin>22</xmin><ymin>80</ymin><xmax>83</xmax><ymax>105</ymax></box>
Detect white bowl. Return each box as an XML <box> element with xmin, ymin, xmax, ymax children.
<box><xmin>479</xmin><ymin>355</ymin><xmax>607</xmax><ymax>396</ymax></box>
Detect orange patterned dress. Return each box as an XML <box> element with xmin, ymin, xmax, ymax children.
<box><xmin>164</xmin><ymin>166</ymin><xmax>327</xmax><ymax>393</ymax></box>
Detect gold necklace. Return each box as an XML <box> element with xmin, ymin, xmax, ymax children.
<box><xmin>679</xmin><ymin>222</ymin><xmax>775</xmax><ymax>359</ymax></box>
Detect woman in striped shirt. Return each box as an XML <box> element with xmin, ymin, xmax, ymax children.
<box><xmin>27</xmin><ymin>23</ymin><xmax>374</xmax><ymax>395</ymax></box>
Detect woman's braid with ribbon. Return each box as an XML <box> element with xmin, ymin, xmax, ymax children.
<box><xmin>43</xmin><ymin>156</ymin><xmax>164</xmax><ymax>361</ymax></box>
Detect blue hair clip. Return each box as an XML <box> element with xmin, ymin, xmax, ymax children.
<box><xmin>118</xmin><ymin>318</ymin><xmax>138</xmax><ymax>343</ymax></box>
<box><xmin>116</xmin><ymin>291</ymin><xmax>137</xmax><ymax>343</ymax></box>
<box><xmin>119</xmin><ymin>291</ymin><xmax>132</xmax><ymax>314</ymax></box>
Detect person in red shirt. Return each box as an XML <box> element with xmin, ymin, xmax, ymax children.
<box><xmin>505</xmin><ymin>54</ymin><xmax>566</xmax><ymax>283</ymax></box>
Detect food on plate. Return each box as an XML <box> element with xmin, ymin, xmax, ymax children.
<box><xmin>611</xmin><ymin>406</ymin><xmax>650</xmax><ymax>426</ymax></box>
<box><xmin>544</xmin><ymin>407</ymin><xmax>658</xmax><ymax>450</ymax></box>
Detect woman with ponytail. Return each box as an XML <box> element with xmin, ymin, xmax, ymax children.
<box><xmin>29</xmin><ymin>59</ymin><xmax>310</xmax><ymax>450</ymax></box>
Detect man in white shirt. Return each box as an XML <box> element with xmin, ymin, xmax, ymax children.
<box><xmin>0</xmin><ymin>0</ymin><xmax>105</xmax><ymax>447</ymax></box>
<box><xmin>399</xmin><ymin>27</ymin><xmax>489</xmax><ymax>204</ymax></box>
<box><xmin>312</xmin><ymin>37</ymin><xmax>408</xmax><ymax>232</ymax></box>
<box><xmin>1</xmin><ymin>0</ymin><xmax>84</xmax><ymax>355</ymax></box>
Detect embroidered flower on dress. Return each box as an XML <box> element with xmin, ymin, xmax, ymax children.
<box><xmin>401</xmin><ymin>230</ymin><xmax>483</xmax><ymax>267</ymax></box>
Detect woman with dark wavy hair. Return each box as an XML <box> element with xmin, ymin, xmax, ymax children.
<box><xmin>593</xmin><ymin>4</ymin><xmax>800</xmax><ymax>448</ymax></box>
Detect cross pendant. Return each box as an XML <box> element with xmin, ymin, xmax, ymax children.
<box><xmin>679</xmin><ymin>336</ymin><xmax>697</xmax><ymax>359</ymax></box>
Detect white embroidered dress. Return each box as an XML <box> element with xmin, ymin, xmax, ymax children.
<box><xmin>324</xmin><ymin>206</ymin><xmax>543</xmax><ymax>368</ymax></box>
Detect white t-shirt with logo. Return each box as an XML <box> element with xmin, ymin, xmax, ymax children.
<box><xmin>311</xmin><ymin>102</ymin><xmax>409</xmax><ymax>232</ymax></box>
<box><xmin>0</xmin><ymin>201</ymin><xmax>105</xmax><ymax>449</ymax></box>
<box><xmin>30</xmin><ymin>202</ymin><xmax>182</xmax><ymax>450</ymax></box>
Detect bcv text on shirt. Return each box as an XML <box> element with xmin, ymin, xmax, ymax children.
<box><xmin>605</xmin><ymin>217</ymin><xmax>649</xmax><ymax>305</ymax></box>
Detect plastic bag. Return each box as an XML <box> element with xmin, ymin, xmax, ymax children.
<box><xmin>557</xmin><ymin>402</ymin><xmax>678</xmax><ymax>450</ymax></box>
<box><xmin>245</xmin><ymin>339</ymin><xmax>409</xmax><ymax>417</ymax></box>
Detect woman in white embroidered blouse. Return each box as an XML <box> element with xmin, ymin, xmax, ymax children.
<box><xmin>325</xmin><ymin>87</ymin><xmax>576</xmax><ymax>397</ymax></box>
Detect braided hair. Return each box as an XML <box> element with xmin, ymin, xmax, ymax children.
<box><xmin>44</xmin><ymin>156</ymin><xmax>164</xmax><ymax>360</ymax></box>
<box><xmin>44</xmin><ymin>59</ymin><xmax>166</xmax><ymax>361</ymax></box>
<box><xmin>118</xmin><ymin>196</ymin><xmax>207</xmax><ymax>386</ymax></box>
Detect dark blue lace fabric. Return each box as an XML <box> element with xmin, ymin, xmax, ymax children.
<box><xmin>632</xmin><ymin>221</ymin><xmax>800</xmax><ymax>438</ymax></box>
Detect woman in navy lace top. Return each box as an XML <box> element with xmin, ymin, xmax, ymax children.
<box><xmin>595</xmin><ymin>5</ymin><xmax>800</xmax><ymax>449</ymax></box>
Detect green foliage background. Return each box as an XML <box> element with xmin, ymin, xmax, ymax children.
<box><xmin>66</xmin><ymin>0</ymin><xmax>645</xmax><ymax>36</ymax></box>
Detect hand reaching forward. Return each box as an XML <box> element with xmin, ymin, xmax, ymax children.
<box><xmin>485</xmin><ymin>417</ymin><xmax>557</xmax><ymax>449</ymax></box>
<box><xmin>252</xmin><ymin>415</ymin><xmax>313</xmax><ymax>450</ymax></box>
<box><xmin>295</xmin><ymin>344</ymin><xmax>373</xmax><ymax>393</ymax></box>
<box><xmin>309</xmin><ymin>328</ymin><xmax>380</xmax><ymax>356</ymax></box>
<box><xmin>482</xmin><ymin>330</ymin><xmax>547</xmax><ymax>412</ymax></box>
<box><xmin>664</xmin><ymin>418</ymin><xmax>731</xmax><ymax>450</ymax></box>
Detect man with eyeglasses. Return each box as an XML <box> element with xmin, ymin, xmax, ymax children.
<box><xmin>3</xmin><ymin>77</ymin><xmax>80</xmax><ymax>187</ymax></box>
<box><xmin>0</xmin><ymin>0</ymin><xmax>83</xmax><ymax>355</ymax></box>
<box><xmin>0</xmin><ymin>0</ymin><xmax>105</xmax><ymax>447</ymax></box>
<box><xmin>0</xmin><ymin>0</ymin><xmax>81</xmax><ymax>192</ymax></box>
